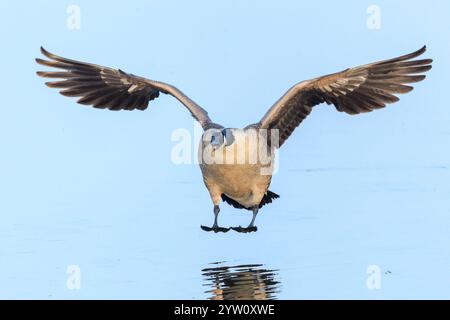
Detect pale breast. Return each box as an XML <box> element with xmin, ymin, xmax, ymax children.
<box><xmin>198</xmin><ymin>128</ymin><xmax>275</xmax><ymax>207</ymax></box>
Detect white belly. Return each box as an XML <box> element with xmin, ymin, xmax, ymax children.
<box><xmin>198</xmin><ymin>128</ymin><xmax>275</xmax><ymax>208</ymax></box>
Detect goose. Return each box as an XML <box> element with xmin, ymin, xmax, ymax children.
<box><xmin>36</xmin><ymin>46</ymin><xmax>432</xmax><ymax>233</ymax></box>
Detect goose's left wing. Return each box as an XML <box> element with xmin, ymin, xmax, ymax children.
<box><xmin>258</xmin><ymin>46</ymin><xmax>432</xmax><ymax>147</ymax></box>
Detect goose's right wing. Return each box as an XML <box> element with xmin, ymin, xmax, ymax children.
<box><xmin>36</xmin><ymin>47</ymin><xmax>214</xmax><ymax>129</ymax></box>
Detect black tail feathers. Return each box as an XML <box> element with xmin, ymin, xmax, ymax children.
<box><xmin>221</xmin><ymin>191</ymin><xmax>280</xmax><ymax>210</ymax></box>
<box><xmin>259</xmin><ymin>190</ymin><xmax>280</xmax><ymax>208</ymax></box>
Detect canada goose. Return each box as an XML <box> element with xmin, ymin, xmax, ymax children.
<box><xmin>36</xmin><ymin>46</ymin><xmax>432</xmax><ymax>233</ymax></box>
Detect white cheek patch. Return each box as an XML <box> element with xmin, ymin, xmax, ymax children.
<box><xmin>223</xmin><ymin>129</ymin><xmax>235</xmax><ymax>146</ymax></box>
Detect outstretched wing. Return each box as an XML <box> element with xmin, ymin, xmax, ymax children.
<box><xmin>259</xmin><ymin>46</ymin><xmax>432</xmax><ymax>146</ymax></box>
<box><xmin>36</xmin><ymin>47</ymin><xmax>213</xmax><ymax>129</ymax></box>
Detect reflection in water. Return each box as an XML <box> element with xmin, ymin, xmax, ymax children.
<box><xmin>202</xmin><ymin>262</ymin><xmax>281</xmax><ymax>300</ymax></box>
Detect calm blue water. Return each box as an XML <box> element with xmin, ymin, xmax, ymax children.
<box><xmin>1</xmin><ymin>0</ymin><xmax>449</xmax><ymax>299</ymax></box>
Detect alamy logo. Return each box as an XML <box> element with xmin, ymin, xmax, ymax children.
<box><xmin>170</xmin><ymin>124</ymin><xmax>280</xmax><ymax>175</ymax></box>
<box><xmin>367</xmin><ymin>5</ymin><xmax>381</xmax><ymax>30</ymax></box>
<box><xmin>366</xmin><ymin>265</ymin><xmax>381</xmax><ymax>290</ymax></box>
<box><xmin>66</xmin><ymin>5</ymin><xmax>81</xmax><ymax>30</ymax></box>
<box><xmin>66</xmin><ymin>265</ymin><xmax>81</xmax><ymax>290</ymax></box>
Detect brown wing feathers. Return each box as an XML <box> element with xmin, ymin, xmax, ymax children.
<box><xmin>37</xmin><ymin>46</ymin><xmax>432</xmax><ymax>140</ymax></box>
<box><xmin>309</xmin><ymin>46</ymin><xmax>432</xmax><ymax>115</ymax></box>
<box><xmin>260</xmin><ymin>46</ymin><xmax>432</xmax><ymax>146</ymax></box>
<box><xmin>36</xmin><ymin>47</ymin><xmax>160</xmax><ymax>111</ymax></box>
<box><xmin>36</xmin><ymin>47</ymin><xmax>214</xmax><ymax>128</ymax></box>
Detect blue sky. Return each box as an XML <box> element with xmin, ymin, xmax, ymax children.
<box><xmin>0</xmin><ymin>0</ymin><xmax>449</xmax><ymax>299</ymax></box>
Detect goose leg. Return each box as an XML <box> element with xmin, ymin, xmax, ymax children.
<box><xmin>201</xmin><ymin>205</ymin><xmax>230</xmax><ymax>233</ymax></box>
<box><xmin>248</xmin><ymin>206</ymin><xmax>259</xmax><ymax>228</ymax></box>
<box><xmin>232</xmin><ymin>206</ymin><xmax>259</xmax><ymax>233</ymax></box>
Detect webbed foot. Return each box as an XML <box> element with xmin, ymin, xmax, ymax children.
<box><xmin>201</xmin><ymin>225</ymin><xmax>231</xmax><ymax>233</ymax></box>
<box><xmin>231</xmin><ymin>226</ymin><xmax>258</xmax><ymax>233</ymax></box>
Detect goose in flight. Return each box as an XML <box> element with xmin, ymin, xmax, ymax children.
<box><xmin>36</xmin><ymin>46</ymin><xmax>432</xmax><ymax>233</ymax></box>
